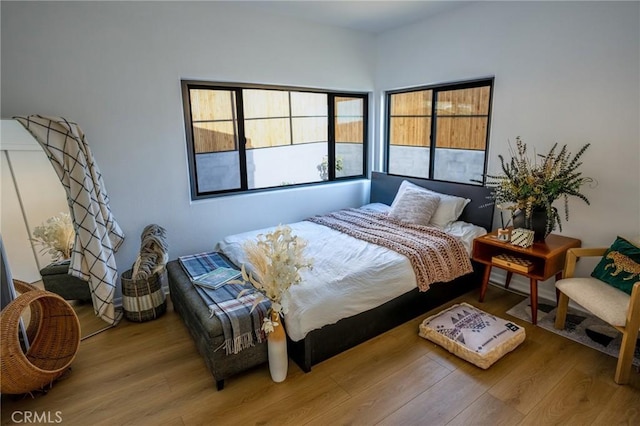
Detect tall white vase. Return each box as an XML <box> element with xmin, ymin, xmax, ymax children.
<box><xmin>267</xmin><ymin>310</ymin><xmax>288</xmax><ymax>382</ymax></box>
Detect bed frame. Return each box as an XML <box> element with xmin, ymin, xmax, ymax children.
<box><xmin>288</xmin><ymin>172</ymin><xmax>494</xmax><ymax>373</ymax></box>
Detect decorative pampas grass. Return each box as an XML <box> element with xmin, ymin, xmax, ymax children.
<box><xmin>237</xmin><ymin>225</ymin><xmax>312</xmax><ymax>332</ymax></box>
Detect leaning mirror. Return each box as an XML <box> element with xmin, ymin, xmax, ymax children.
<box><xmin>0</xmin><ymin>119</ymin><xmax>111</xmax><ymax>339</ymax></box>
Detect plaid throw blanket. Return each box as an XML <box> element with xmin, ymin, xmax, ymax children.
<box><xmin>306</xmin><ymin>208</ymin><xmax>473</xmax><ymax>291</ymax></box>
<box><xmin>178</xmin><ymin>252</ymin><xmax>269</xmax><ymax>355</ymax></box>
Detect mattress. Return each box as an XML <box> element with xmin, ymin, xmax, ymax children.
<box><xmin>215</xmin><ymin>204</ymin><xmax>486</xmax><ymax>342</ymax></box>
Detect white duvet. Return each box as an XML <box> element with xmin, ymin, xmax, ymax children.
<box><xmin>214</xmin><ymin>204</ymin><xmax>486</xmax><ymax>341</ymax></box>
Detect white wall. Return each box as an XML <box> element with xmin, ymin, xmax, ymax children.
<box><xmin>3</xmin><ymin>1</ymin><xmax>638</xmax><ymax>302</ymax></box>
<box><xmin>1</xmin><ymin>1</ymin><xmax>374</xmax><ymax>279</ymax></box>
<box><xmin>375</xmin><ymin>1</ymin><xmax>640</xmax><ymax>300</ymax></box>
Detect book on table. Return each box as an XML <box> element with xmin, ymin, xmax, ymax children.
<box><xmin>192</xmin><ymin>267</ymin><xmax>242</xmax><ymax>290</ymax></box>
<box><xmin>491</xmin><ymin>254</ymin><xmax>534</xmax><ymax>273</ymax></box>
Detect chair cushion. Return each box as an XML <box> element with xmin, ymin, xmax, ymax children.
<box><xmin>591</xmin><ymin>236</ymin><xmax>640</xmax><ymax>295</ymax></box>
<box><xmin>418</xmin><ymin>303</ymin><xmax>525</xmax><ymax>369</ymax></box>
<box><xmin>556</xmin><ymin>277</ymin><xmax>630</xmax><ymax>327</ymax></box>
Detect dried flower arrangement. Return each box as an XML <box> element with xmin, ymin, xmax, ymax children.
<box><xmin>31</xmin><ymin>212</ymin><xmax>75</xmax><ymax>261</ymax></box>
<box><xmin>237</xmin><ymin>225</ymin><xmax>312</xmax><ymax>333</ymax></box>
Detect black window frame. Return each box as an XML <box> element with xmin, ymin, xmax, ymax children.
<box><xmin>384</xmin><ymin>77</ymin><xmax>494</xmax><ymax>185</ymax></box>
<box><xmin>182</xmin><ymin>80</ymin><xmax>369</xmax><ymax>199</ymax></box>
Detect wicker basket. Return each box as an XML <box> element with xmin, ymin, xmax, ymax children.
<box><xmin>1</xmin><ymin>290</ymin><xmax>81</xmax><ymax>395</ymax></box>
<box><xmin>121</xmin><ymin>267</ymin><xmax>167</xmax><ymax>322</ymax></box>
<box><xmin>12</xmin><ymin>280</ymin><xmax>43</xmax><ymax>343</ymax></box>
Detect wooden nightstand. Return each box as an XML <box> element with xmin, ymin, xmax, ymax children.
<box><xmin>472</xmin><ymin>230</ymin><xmax>581</xmax><ymax>324</ymax></box>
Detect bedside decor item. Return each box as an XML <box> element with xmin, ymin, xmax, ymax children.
<box><xmin>497</xmin><ymin>228</ymin><xmax>511</xmax><ymax>242</ymax></box>
<box><xmin>418</xmin><ymin>303</ymin><xmax>525</xmax><ymax>369</ymax></box>
<box><xmin>485</xmin><ymin>137</ymin><xmax>593</xmax><ymax>241</ymax></box>
<box><xmin>237</xmin><ymin>225</ymin><xmax>312</xmax><ymax>382</ymax></box>
<box><xmin>512</xmin><ymin>209</ymin><xmax>547</xmax><ymax>242</ymax></box>
<box><xmin>510</xmin><ymin>228</ymin><xmax>535</xmax><ymax>248</ymax></box>
<box><xmin>491</xmin><ymin>254</ymin><xmax>533</xmax><ymax>273</ymax></box>
<box><xmin>496</xmin><ymin>205</ymin><xmax>512</xmax><ymax>241</ymax></box>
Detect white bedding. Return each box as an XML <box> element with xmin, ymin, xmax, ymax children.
<box><xmin>214</xmin><ymin>204</ymin><xmax>486</xmax><ymax>342</ymax></box>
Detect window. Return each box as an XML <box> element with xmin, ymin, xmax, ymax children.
<box><xmin>385</xmin><ymin>78</ymin><xmax>493</xmax><ymax>185</ymax></box>
<box><xmin>182</xmin><ymin>81</ymin><xmax>368</xmax><ymax>199</ymax></box>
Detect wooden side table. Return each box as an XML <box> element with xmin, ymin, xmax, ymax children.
<box><xmin>472</xmin><ymin>230</ymin><xmax>581</xmax><ymax>324</ymax></box>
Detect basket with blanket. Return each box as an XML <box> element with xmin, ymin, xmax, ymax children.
<box><xmin>121</xmin><ymin>224</ymin><xmax>168</xmax><ymax>322</ymax></box>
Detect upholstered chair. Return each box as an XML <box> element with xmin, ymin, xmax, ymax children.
<box><xmin>554</xmin><ymin>247</ymin><xmax>640</xmax><ymax>385</ymax></box>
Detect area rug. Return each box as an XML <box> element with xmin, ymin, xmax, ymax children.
<box><xmin>506</xmin><ymin>298</ymin><xmax>640</xmax><ymax>367</ymax></box>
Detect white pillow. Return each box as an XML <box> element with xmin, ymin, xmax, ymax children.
<box><xmin>391</xmin><ymin>180</ymin><xmax>470</xmax><ymax>228</ymax></box>
<box><xmin>388</xmin><ymin>187</ymin><xmax>440</xmax><ymax>226</ymax></box>
<box><xmin>360</xmin><ymin>203</ymin><xmax>391</xmax><ymax>213</ymax></box>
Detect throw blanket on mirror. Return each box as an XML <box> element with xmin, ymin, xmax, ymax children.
<box><xmin>306</xmin><ymin>208</ymin><xmax>472</xmax><ymax>291</ymax></box>
<box><xmin>15</xmin><ymin>115</ymin><xmax>125</xmax><ymax>325</ymax></box>
<box><xmin>179</xmin><ymin>251</ymin><xmax>269</xmax><ymax>355</ymax></box>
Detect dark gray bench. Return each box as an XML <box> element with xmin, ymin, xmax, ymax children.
<box><xmin>166</xmin><ymin>260</ymin><xmax>268</xmax><ymax>390</ymax></box>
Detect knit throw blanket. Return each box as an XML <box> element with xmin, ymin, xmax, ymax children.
<box><xmin>306</xmin><ymin>208</ymin><xmax>472</xmax><ymax>291</ymax></box>
<box><xmin>178</xmin><ymin>252</ymin><xmax>269</xmax><ymax>355</ymax></box>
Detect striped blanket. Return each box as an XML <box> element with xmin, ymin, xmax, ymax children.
<box><xmin>306</xmin><ymin>208</ymin><xmax>473</xmax><ymax>291</ymax></box>
<box><xmin>178</xmin><ymin>252</ymin><xmax>269</xmax><ymax>355</ymax></box>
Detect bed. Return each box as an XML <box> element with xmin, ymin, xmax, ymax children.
<box><xmin>215</xmin><ymin>172</ymin><xmax>494</xmax><ymax>372</ymax></box>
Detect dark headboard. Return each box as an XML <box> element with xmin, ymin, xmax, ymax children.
<box><xmin>369</xmin><ymin>172</ymin><xmax>495</xmax><ymax>232</ymax></box>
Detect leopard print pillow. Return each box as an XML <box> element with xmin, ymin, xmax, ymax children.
<box><xmin>591</xmin><ymin>236</ymin><xmax>640</xmax><ymax>295</ymax></box>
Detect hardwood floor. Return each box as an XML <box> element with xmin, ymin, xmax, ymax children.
<box><xmin>2</xmin><ymin>285</ymin><xmax>639</xmax><ymax>425</ymax></box>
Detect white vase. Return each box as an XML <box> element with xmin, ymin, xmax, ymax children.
<box><xmin>267</xmin><ymin>310</ymin><xmax>288</xmax><ymax>382</ymax></box>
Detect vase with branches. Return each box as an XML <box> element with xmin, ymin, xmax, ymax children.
<box><xmin>237</xmin><ymin>225</ymin><xmax>312</xmax><ymax>382</ymax></box>
<box><xmin>485</xmin><ymin>137</ymin><xmax>593</xmax><ymax>239</ymax></box>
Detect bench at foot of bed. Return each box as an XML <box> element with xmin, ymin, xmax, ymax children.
<box><xmin>166</xmin><ymin>260</ymin><xmax>268</xmax><ymax>390</ymax></box>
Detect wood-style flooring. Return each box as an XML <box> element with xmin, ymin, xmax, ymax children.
<box><xmin>2</xmin><ymin>285</ymin><xmax>639</xmax><ymax>425</ymax></box>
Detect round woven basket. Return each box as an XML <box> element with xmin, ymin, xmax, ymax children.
<box><xmin>121</xmin><ymin>267</ymin><xmax>167</xmax><ymax>322</ymax></box>
<box><xmin>1</xmin><ymin>290</ymin><xmax>81</xmax><ymax>395</ymax></box>
<box><xmin>11</xmin><ymin>280</ymin><xmax>43</xmax><ymax>343</ymax></box>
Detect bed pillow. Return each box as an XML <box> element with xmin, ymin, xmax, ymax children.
<box><xmin>360</xmin><ymin>203</ymin><xmax>391</xmax><ymax>213</ymax></box>
<box><xmin>591</xmin><ymin>236</ymin><xmax>640</xmax><ymax>295</ymax></box>
<box><xmin>391</xmin><ymin>180</ymin><xmax>470</xmax><ymax>228</ymax></box>
<box><xmin>388</xmin><ymin>187</ymin><xmax>440</xmax><ymax>226</ymax></box>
